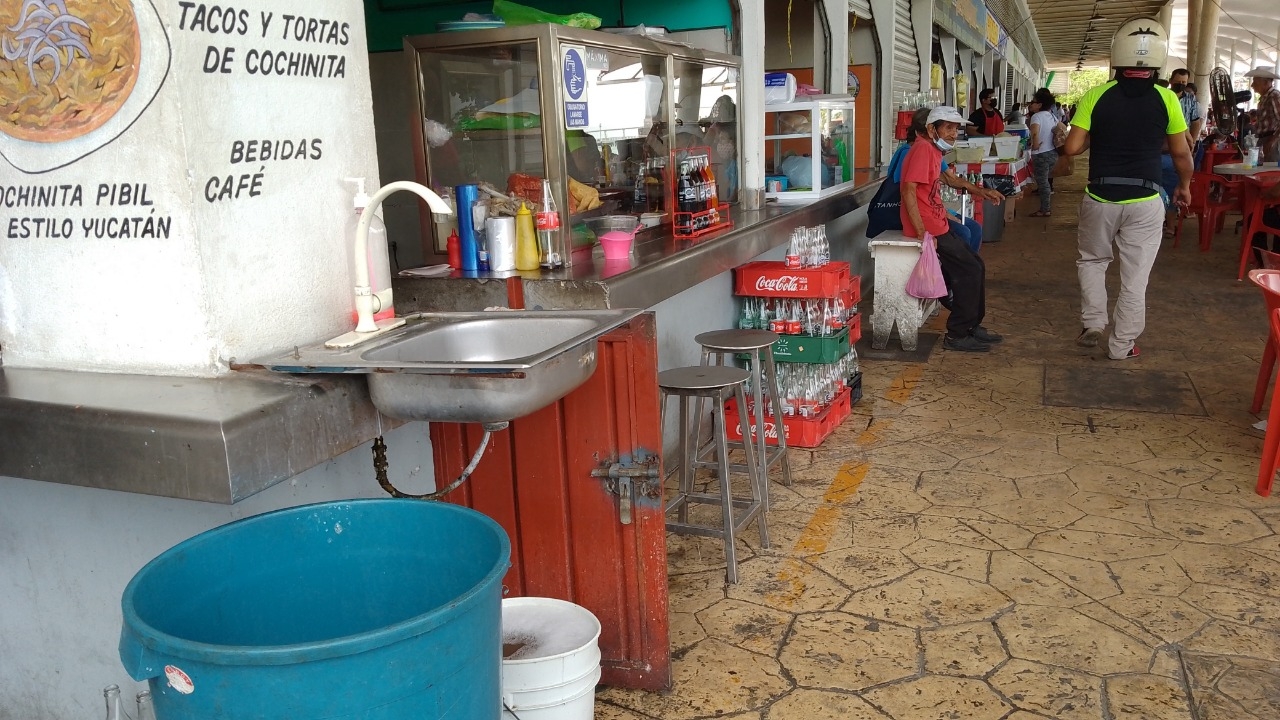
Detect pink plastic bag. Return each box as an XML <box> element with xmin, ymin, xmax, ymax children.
<box><xmin>905</xmin><ymin>233</ymin><xmax>948</xmax><ymax>299</ymax></box>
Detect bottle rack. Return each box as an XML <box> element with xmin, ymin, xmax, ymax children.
<box><xmin>729</xmin><ymin>257</ymin><xmax>862</xmax><ymax>448</ymax></box>
<box><xmin>668</xmin><ymin>146</ymin><xmax>732</xmax><ymax>238</ymax></box>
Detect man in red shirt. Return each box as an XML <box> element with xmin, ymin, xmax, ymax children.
<box><xmin>900</xmin><ymin>105</ymin><xmax>1004</xmax><ymax>352</ymax></box>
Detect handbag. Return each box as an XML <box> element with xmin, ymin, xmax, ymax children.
<box><xmin>1051</xmin><ymin>152</ymin><xmax>1074</xmax><ymax>178</ymax></box>
<box><xmin>866</xmin><ymin>149</ymin><xmax>906</xmax><ymax>238</ymax></box>
<box><xmin>905</xmin><ymin>232</ymin><xmax>948</xmax><ymax>299</ymax></box>
<box><xmin>1052</xmin><ymin>121</ymin><xmax>1069</xmax><ymax>149</ymax></box>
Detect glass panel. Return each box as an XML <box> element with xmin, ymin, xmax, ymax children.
<box><xmin>671</xmin><ymin>60</ymin><xmax>739</xmax><ymax>204</ymax></box>
<box><xmin>821</xmin><ymin>104</ymin><xmax>854</xmax><ymax>185</ymax></box>
<box><xmin>417</xmin><ymin>42</ymin><xmax>544</xmax><ymax>191</ymax></box>
<box><xmin>568</xmin><ymin>47</ymin><xmax>668</xmax><ymax>215</ymax></box>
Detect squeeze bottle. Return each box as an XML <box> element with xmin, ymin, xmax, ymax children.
<box><xmin>515</xmin><ymin>202</ymin><xmax>541</xmax><ymax>271</ymax></box>
<box><xmin>345</xmin><ymin>178</ymin><xmax>394</xmax><ymax>322</ymax></box>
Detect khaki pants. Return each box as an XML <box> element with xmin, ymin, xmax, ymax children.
<box><xmin>1077</xmin><ymin>194</ymin><xmax>1164</xmax><ymax>359</ymax></box>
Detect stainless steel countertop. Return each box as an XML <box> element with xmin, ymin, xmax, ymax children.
<box><xmin>2</xmin><ymin>175</ymin><xmax>884</xmax><ymax>503</ymax></box>
<box><xmin>396</xmin><ymin>173</ymin><xmax>884</xmax><ymax>312</ymax></box>
<box><xmin>0</xmin><ymin>367</ymin><xmax>390</xmax><ymax>504</ymax></box>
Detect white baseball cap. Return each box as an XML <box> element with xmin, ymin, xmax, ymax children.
<box><xmin>926</xmin><ymin>106</ymin><xmax>972</xmax><ymax>126</ymax></box>
<box><xmin>1245</xmin><ymin>66</ymin><xmax>1279</xmax><ymax>79</ymax></box>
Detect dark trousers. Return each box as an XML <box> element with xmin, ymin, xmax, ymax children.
<box><xmin>935</xmin><ymin>230</ymin><xmax>986</xmax><ymax>338</ymax></box>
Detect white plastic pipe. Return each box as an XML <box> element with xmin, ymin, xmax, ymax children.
<box><xmin>353</xmin><ymin>181</ymin><xmax>452</xmax><ymax>333</ymax></box>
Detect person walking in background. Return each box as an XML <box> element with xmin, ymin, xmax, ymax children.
<box><xmin>1027</xmin><ymin>88</ymin><xmax>1059</xmax><ymax>217</ymax></box>
<box><xmin>1245</xmin><ymin>66</ymin><xmax>1280</xmax><ymax>163</ymax></box>
<box><xmin>1161</xmin><ymin>68</ymin><xmax>1202</xmax><ymax>230</ymax></box>
<box><xmin>1062</xmin><ymin>18</ymin><xmax>1192</xmax><ymax>361</ymax></box>
<box><xmin>900</xmin><ymin>106</ymin><xmax>1004</xmax><ymax>353</ymax></box>
<box><xmin>968</xmin><ymin>89</ymin><xmax>1005</xmax><ymax>136</ymax></box>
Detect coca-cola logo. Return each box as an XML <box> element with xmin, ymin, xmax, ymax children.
<box><xmin>754</xmin><ymin>275</ymin><xmax>808</xmax><ymax>293</ymax></box>
<box><xmin>735</xmin><ymin>420</ymin><xmax>784</xmax><ymax>440</ymax></box>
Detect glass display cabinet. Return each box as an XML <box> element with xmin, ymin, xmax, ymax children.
<box><xmin>764</xmin><ymin>97</ymin><xmax>855</xmax><ymax>203</ymax></box>
<box><xmin>405</xmin><ymin>25</ymin><xmax>743</xmax><ymax>267</ymax></box>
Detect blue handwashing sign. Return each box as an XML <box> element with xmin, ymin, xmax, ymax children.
<box><xmin>565</xmin><ymin>102</ymin><xmax>589</xmax><ymax>128</ymax></box>
<box><xmin>563</xmin><ymin>48</ymin><xmax>585</xmax><ymax>100</ymax></box>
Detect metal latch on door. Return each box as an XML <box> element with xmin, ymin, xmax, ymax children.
<box><xmin>591</xmin><ymin>456</ymin><xmax>661</xmax><ymax>524</ymax></box>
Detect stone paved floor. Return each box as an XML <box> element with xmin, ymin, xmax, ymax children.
<box><xmin>597</xmin><ymin>160</ymin><xmax>1280</xmax><ymax>719</ymax></box>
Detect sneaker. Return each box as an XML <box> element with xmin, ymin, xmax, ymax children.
<box><xmin>943</xmin><ymin>334</ymin><xmax>991</xmax><ymax>352</ymax></box>
<box><xmin>973</xmin><ymin>326</ymin><xmax>1003</xmax><ymax>343</ymax></box>
<box><xmin>1076</xmin><ymin>328</ymin><xmax>1102</xmax><ymax>347</ymax></box>
<box><xmin>1109</xmin><ymin>346</ymin><xmax>1140</xmax><ymax>360</ymax></box>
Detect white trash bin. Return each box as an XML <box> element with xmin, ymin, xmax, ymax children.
<box><xmin>501</xmin><ymin>597</ymin><xmax>602</xmax><ymax>720</ymax></box>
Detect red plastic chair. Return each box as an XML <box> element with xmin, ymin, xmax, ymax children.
<box><xmin>1235</xmin><ymin>175</ymin><xmax>1280</xmax><ymax>280</ymax></box>
<box><xmin>1256</xmin><ymin>305</ymin><xmax>1280</xmax><ymax>496</ymax></box>
<box><xmin>1248</xmin><ymin>269</ymin><xmax>1280</xmax><ymax>415</ymax></box>
<box><xmin>1176</xmin><ymin>171</ymin><xmax>1239</xmax><ymax>250</ymax></box>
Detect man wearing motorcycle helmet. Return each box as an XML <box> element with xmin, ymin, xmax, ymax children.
<box><xmin>1061</xmin><ymin>17</ymin><xmax>1192</xmax><ymax>361</ymax></box>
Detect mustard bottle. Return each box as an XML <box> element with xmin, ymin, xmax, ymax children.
<box><xmin>515</xmin><ymin>201</ymin><xmax>541</xmax><ymax>271</ymax></box>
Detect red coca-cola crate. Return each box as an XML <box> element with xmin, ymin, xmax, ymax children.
<box><xmin>846</xmin><ymin>313</ymin><xmax>862</xmax><ymax>344</ymax></box>
<box><xmin>724</xmin><ymin>385</ymin><xmax>852</xmax><ymax>449</ymax></box>
<box><xmin>735</xmin><ymin>261</ymin><xmax>853</xmax><ymax>299</ymax></box>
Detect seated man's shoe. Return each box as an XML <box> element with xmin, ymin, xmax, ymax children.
<box><xmin>943</xmin><ymin>334</ymin><xmax>991</xmax><ymax>352</ymax></box>
<box><xmin>972</xmin><ymin>326</ymin><xmax>1003</xmax><ymax>343</ymax></box>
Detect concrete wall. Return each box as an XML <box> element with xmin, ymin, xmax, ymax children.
<box><xmin>0</xmin><ymin>422</ymin><xmax>434</xmax><ymax>720</ymax></box>
<box><xmin>1</xmin><ymin>1</ymin><xmax>380</xmax><ymax>376</ymax></box>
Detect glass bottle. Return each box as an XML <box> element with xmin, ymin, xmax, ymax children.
<box><xmin>136</xmin><ymin>691</ymin><xmax>156</xmax><ymax>720</ymax></box>
<box><xmin>103</xmin><ymin>685</ymin><xmax>131</xmax><ymax>720</ymax></box>
<box><xmin>535</xmin><ymin>178</ymin><xmax>563</xmax><ymax>268</ymax></box>
<box><xmin>632</xmin><ymin>159</ymin><xmax>648</xmax><ymax>210</ymax></box>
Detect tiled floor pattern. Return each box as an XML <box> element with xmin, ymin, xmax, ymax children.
<box><xmin>598</xmin><ymin>162</ymin><xmax>1280</xmax><ymax>719</ymax></box>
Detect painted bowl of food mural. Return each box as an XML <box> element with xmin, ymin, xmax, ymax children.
<box><xmin>0</xmin><ymin>0</ymin><xmax>168</xmax><ymax>173</ymax></box>
<box><xmin>0</xmin><ymin>0</ymin><xmax>141</xmax><ymax>142</ymax></box>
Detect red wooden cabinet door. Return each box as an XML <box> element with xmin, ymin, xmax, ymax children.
<box><xmin>430</xmin><ymin>314</ymin><xmax>671</xmax><ymax>691</ymax></box>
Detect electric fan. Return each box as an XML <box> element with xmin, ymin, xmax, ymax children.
<box><xmin>1209</xmin><ymin>67</ymin><xmax>1236</xmax><ymax>137</ymax></box>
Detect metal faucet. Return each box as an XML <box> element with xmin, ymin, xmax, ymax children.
<box><xmin>353</xmin><ymin>181</ymin><xmax>452</xmax><ymax>333</ymax></box>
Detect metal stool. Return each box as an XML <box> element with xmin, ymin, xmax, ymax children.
<box><xmin>694</xmin><ymin>330</ymin><xmax>794</xmax><ymax>499</ymax></box>
<box><xmin>659</xmin><ymin>366</ymin><xmax>769</xmax><ymax>584</ymax></box>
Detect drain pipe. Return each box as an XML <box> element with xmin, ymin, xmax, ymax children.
<box><xmin>374</xmin><ymin>421</ymin><xmax>509</xmax><ymax>500</ymax></box>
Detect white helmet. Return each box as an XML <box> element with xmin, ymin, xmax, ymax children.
<box><xmin>1111</xmin><ymin>17</ymin><xmax>1168</xmax><ymax>69</ymax></box>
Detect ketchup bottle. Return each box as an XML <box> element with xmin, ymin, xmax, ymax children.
<box><xmin>446</xmin><ymin>229</ymin><xmax>462</xmax><ymax>269</ymax></box>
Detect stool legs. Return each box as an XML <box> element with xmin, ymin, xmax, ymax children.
<box><xmin>662</xmin><ymin>376</ymin><xmax>770</xmax><ymax>584</ymax></box>
<box><xmin>760</xmin><ymin>348</ymin><xmax>793</xmax><ymax>487</ymax></box>
<box><xmin>731</xmin><ymin>383</ymin><xmax>769</xmax><ymax>551</ymax></box>
<box><xmin>697</xmin><ymin>348</ymin><xmax>793</xmax><ymax>489</ymax></box>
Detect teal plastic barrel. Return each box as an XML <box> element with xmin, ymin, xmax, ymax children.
<box><xmin>119</xmin><ymin>499</ymin><xmax>510</xmax><ymax>720</ymax></box>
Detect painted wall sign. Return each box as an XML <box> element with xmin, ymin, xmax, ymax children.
<box><xmin>0</xmin><ymin>0</ymin><xmax>377</xmax><ymax>377</ymax></box>
<box><xmin>562</xmin><ymin>45</ymin><xmax>588</xmax><ymax>129</ymax></box>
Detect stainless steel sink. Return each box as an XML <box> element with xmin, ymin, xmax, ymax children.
<box><xmin>253</xmin><ymin>309</ymin><xmax>643</xmax><ymax>423</ymax></box>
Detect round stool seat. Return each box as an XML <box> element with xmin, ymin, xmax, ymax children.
<box><xmin>694</xmin><ymin>329</ymin><xmax>779</xmax><ymax>352</ymax></box>
<box><xmin>658</xmin><ymin>366</ymin><xmax>750</xmax><ymax>391</ymax></box>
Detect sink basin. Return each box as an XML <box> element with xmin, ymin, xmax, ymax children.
<box><xmin>254</xmin><ymin>309</ymin><xmax>643</xmax><ymax>424</ymax></box>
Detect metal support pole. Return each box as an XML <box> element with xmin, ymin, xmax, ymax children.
<box><xmin>940</xmin><ymin>36</ymin><xmax>957</xmax><ymax>105</ymax></box>
<box><xmin>1186</xmin><ymin>0</ymin><xmax>1202</xmax><ymax>77</ymax></box>
<box><xmin>739</xmin><ymin>0</ymin><xmax>765</xmax><ymax>209</ymax></box>
<box><xmin>1192</xmin><ymin>0</ymin><xmax>1221</xmax><ymax>127</ymax></box>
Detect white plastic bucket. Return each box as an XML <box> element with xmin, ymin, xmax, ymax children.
<box><xmin>500</xmin><ymin>597</ymin><xmax>602</xmax><ymax>720</ymax></box>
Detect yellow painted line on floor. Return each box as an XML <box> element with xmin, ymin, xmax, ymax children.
<box><xmin>766</xmin><ymin>364</ymin><xmax>923</xmax><ymax>607</ymax></box>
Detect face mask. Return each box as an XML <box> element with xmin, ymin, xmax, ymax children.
<box><xmin>1171</xmin><ymin>82</ymin><xmax>1186</xmax><ymax>93</ymax></box>
<box><xmin>934</xmin><ymin>138</ymin><xmax>954</xmax><ymax>152</ymax></box>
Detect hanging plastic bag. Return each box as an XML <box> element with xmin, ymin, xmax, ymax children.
<box><xmin>493</xmin><ymin>0</ymin><xmax>601</xmax><ymax>28</ymax></box>
<box><xmin>905</xmin><ymin>232</ymin><xmax>948</xmax><ymax>299</ymax></box>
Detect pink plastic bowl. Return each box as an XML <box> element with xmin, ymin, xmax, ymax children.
<box><xmin>599</xmin><ymin>230</ymin><xmax>635</xmax><ymax>260</ymax></box>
